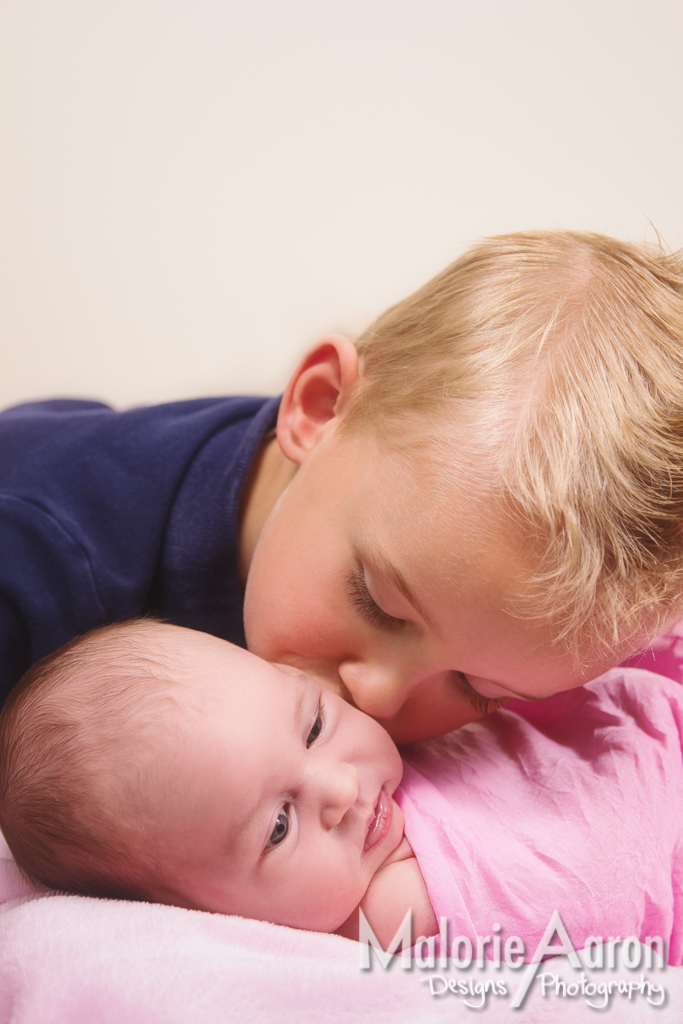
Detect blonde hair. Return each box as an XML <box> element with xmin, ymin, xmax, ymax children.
<box><xmin>344</xmin><ymin>231</ymin><xmax>683</xmax><ymax>655</ymax></box>
<box><xmin>0</xmin><ymin>620</ymin><xmax>183</xmax><ymax>899</ymax></box>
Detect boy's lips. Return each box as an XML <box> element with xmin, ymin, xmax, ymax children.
<box><xmin>363</xmin><ymin>786</ymin><xmax>393</xmax><ymax>853</ymax></box>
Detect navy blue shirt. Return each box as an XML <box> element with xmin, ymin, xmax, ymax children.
<box><xmin>0</xmin><ymin>395</ymin><xmax>279</xmax><ymax>706</ymax></box>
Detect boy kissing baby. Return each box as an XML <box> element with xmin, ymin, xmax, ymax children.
<box><xmin>2</xmin><ymin>232</ymin><xmax>683</xmax><ymax>748</ymax></box>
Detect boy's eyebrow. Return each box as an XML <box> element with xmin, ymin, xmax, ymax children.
<box><xmin>368</xmin><ymin>558</ymin><xmax>550</xmax><ymax>703</ymax></box>
<box><xmin>371</xmin><ymin>551</ymin><xmax>440</xmax><ymax>635</ymax></box>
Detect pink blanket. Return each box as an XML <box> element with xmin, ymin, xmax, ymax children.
<box><xmin>399</xmin><ymin>667</ymin><xmax>683</xmax><ymax>964</ymax></box>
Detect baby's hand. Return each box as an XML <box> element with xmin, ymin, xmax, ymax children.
<box><xmin>335</xmin><ymin>838</ymin><xmax>437</xmax><ymax>945</ymax></box>
<box><xmin>376</xmin><ymin>834</ymin><xmax>414</xmax><ymax>868</ymax></box>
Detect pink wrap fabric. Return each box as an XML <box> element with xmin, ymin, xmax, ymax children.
<box><xmin>397</xmin><ymin>666</ymin><xmax>683</xmax><ymax>964</ymax></box>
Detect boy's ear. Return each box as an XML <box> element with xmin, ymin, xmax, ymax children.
<box><xmin>277</xmin><ymin>335</ymin><xmax>360</xmax><ymax>464</ymax></box>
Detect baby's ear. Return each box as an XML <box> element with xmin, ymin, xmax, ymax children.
<box><xmin>276</xmin><ymin>335</ymin><xmax>359</xmax><ymax>463</ymax></box>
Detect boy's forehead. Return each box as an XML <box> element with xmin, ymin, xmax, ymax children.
<box><xmin>346</xmin><ymin>438</ymin><xmax>526</xmax><ymax>580</ymax></box>
<box><xmin>334</xmin><ymin>421</ymin><xmax>503</xmax><ymax>522</ymax></box>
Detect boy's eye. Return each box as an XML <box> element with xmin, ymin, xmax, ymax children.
<box><xmin>452</xmin><ymin>671</ymin><xmax>508</xmax><ymax>716</ymax></box>
<box><xmin>266</xmin><ymin>808</ymin><xmax>290</xmax><ymax>849</ymax></box>
<box><xmin>347</xmin><ymin>566</ymin><xmax>405</xmax><ymax>632</ymax></box>
<box><xmin>306</xmin><ymin>708</ymin><xmax>324</xmax><ymax>747</ymax></box>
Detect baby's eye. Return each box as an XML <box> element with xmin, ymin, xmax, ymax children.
<box><xmin>266</xmin><ymin>808</ymin><xmax>290</xmax><ymax>849</ymax></box>
<box><xmin>306</xmin><ymin>707</ymin><xmax>324</xmax><ymax>747</ymax></box>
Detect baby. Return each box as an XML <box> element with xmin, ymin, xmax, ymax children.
<box><xmin>1</xmin><ymin>620</ymin><xmax>682</xmax><ymax>962</ymax></box>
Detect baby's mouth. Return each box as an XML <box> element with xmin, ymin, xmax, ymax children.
<box><xmin>363</xmin><ymin>786</ymin><xmax>393</xmax><ymax>853</ymax></box>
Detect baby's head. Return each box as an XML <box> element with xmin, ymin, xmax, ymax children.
<box><xmin>0</xmin><ymin>621</ymin><xmax>404</xmax><ymax>932</ymax></box>
<box><xmin>245</xmin><ymin>230</ymin><xmax>683</xmax><ymax>736</ymax></box>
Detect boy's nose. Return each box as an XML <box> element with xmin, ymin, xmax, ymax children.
<box><xmin>320</xmin><ymin>762</ymin><xmax>359</xmax><ymax>829</ymax></box>
<box><xmin>337</xmin><ymin>659</ymin><xmax>414</xmax><ymax>720</ymax></box>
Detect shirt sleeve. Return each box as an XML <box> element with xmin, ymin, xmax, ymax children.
<box><xmin>0</xmin><ymin>394</ymin><xmax>276</xmax><ymax>705</ymax></box>
<box><xmin>0</xmin><ymin>398</ymin><xmax>179</xmax><ymax>702</ymax></box>
<box><xmin>0</xmin><ymin>494</ymin><xmax>107</xmax><ymax>701</ymax></box>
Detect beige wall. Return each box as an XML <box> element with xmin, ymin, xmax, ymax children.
<box><xmin>1</xmin><ymin>0</ymin><xmax>682</xmax><ymax>409</ymax></box>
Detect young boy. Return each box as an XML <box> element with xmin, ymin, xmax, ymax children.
<box><xmin>0</xmin><ymin>620</ymin><xmax>681</xmax><ymax>963</ymax></box>
<box><xmin>1</xmin><ymin>232</ymin><xmax>683</xmax><ymax>741</ymax></box>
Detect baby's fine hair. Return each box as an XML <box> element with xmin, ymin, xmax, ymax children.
<box><xmin>345</xmin><ymin>230</ymin><xmax>683</xmax><ymax>655</ymax></box>
<box><xmin>0</xmin><ymin>620</ymin><xmax>184</xmax><ymax>899</ymax></box>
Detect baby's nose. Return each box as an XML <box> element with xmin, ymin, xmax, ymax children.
<box><xmin>320</xmin><ymin>762</ymin><xmax>359</xmax><ymax>829</ymax></box>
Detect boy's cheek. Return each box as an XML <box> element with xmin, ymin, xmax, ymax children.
<box><xmin>245</xmin><ymin>564</ymin><xmax>351</xmax><ymax>664</ymax></box>
<box><xmin>245</xmin><ymin>598</ymin><xmax>343</xmax><ymax>664</ymax></box>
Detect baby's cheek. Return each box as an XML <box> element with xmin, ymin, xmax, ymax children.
<box><xmin>293</xmin><ymin>866</ymin><xmax>367</xmax><ymax>933</ymax></box>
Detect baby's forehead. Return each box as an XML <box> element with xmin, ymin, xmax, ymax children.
<box><xmin>103</xmin><ymin>621</ymin><xmax>232</xmax><ymax>677</ymax></box>
<box><xmin>47</xmin><ymin>623</ymin><xmax>196</xmax><ymax>727</ymax></box>
<box><xmin>154</xmin><ymin>628</ymin><xmax>299</xmax><ymax>712</ymax></box>
<box><xmin>68</xmin><ymin>623</ymin><xmax>309</xmax><ymax>734</ymax></box>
